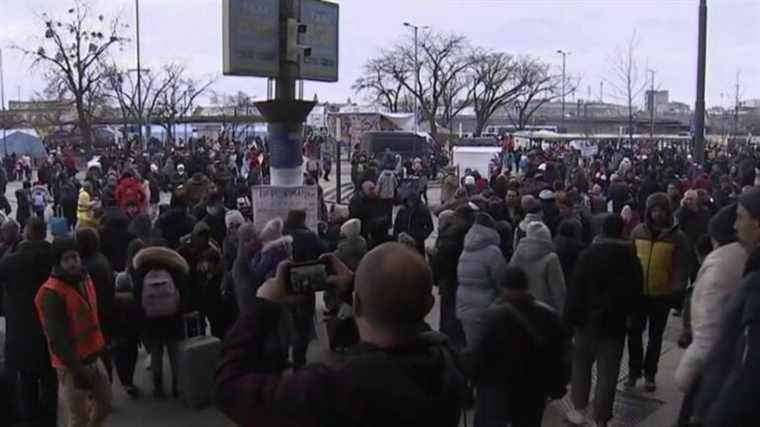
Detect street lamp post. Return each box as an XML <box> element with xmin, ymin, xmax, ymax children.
<box><xmin>404</xmin><ymin>22</ymin><xmax>427</xmax><ymax>134</ymax></box>
<box><xmin>648</xmin><ymin>69</ymin><xmax>656</xmax><ymax>137</ymax></box>
<box><xmin>694</xmin><ymin>0</ymin><xmax>708</xmax><ymax>163</ymax></box>
<box><xmin>557</xmin><ymin>50</ymin><xmax>570</xmax><ymax>132</ymax></box>
<box><xmin>135</xmin><ymin>0</ymin><xmax>143</xmax><ymax>147</ymax></box>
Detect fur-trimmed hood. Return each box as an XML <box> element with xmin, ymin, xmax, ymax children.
<box><xmin>133</xmin><ymin>246</ymin><xmax>189</xmax><ymax>276</ymax></box>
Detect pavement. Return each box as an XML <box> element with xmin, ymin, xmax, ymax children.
<box><xmin>2</xmin><ymin>170</ymin><xmax>688</xmax><ymax>427</ymax></box>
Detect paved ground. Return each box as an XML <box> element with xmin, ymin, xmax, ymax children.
<box><xmin>2</xmin><ymin>170</ymin><xmax>688</xmax><ymax>426</ymax></box>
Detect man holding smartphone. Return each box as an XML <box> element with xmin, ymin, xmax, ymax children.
<box><xmin>215</xmin><ymin>243</ymin><xmax>466</xmax><ymax>427</ymax></box>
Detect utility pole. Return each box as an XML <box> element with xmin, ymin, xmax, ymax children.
<box><xmin>734</xmin><ymin>70</ymin><xmax>741</xmax><ymax>137</ymax></box>
<box><xmin>135</xmin><ymin>0</ymin><xmax>143</xmax><ymax>147</ymax></box>
<box><xmin>0</xmin><ymin>48</ymin><xmax>6</xmax><ymax>157</ymax></box>
<box><xmin>648</xmin><ymin>69</ymin><xmax>656</xmax><ymax>137</ymax></box>
<box><xmin>254</xmin><ymin>0</ymin><xmax>316</xmax><ymax>186</ymax></box>
<box><xmin>404</xmin><ymin>22</ymin><xmax>426</xmax><ymax>134</ymax></box>
<box><xmin>599</xmin><ymin>81</ymin><xmax>604</xmax><ymax>103</ymax></box>
<box><xmin>557</xmin><ymin>50</ymin><xmax>570</xmax><ymax>132</ymax></box>
<box><xmin>693</xmin><ymin>0</ymin><xmax>707</xmax><ymax>163</ymax></box>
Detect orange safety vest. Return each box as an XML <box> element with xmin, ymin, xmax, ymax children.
<box><xmin>35</xmin><ymin>276</ymin><xmax>106</xmax><ymax>369</ymax></box>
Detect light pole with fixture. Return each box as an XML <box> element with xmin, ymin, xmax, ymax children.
<box><xmin>404</xmin><ymin>22</ymin><xmax>428</xmax><ymax>134</ymax></box>
<box><xmin>557</xmin><ymin>50</ymin><xmax>570</xmax><ymax>131</ymax></box>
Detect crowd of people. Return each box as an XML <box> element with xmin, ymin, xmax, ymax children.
<box><xmin>1</xmin><ymin>132</ymin><xmax>760</xmax><ymax>427</ymax></box>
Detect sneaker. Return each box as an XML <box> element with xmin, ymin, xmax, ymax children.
<box><xmin>566</xmin><ymin>409</ymin><xmax>586</xmax><ymax>425</ymax></box>
<box><xmin>645</xmin><ymin>377</ymin><xmax>657</xmax><ymax>392</ymax></box>
<box><xmin>625</xmin><ymin>375</ymin><xmax>639</xmax><ymax>388</ymax></box>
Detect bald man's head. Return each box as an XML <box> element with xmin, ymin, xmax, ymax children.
<box><xmin>354</xmin><ymin>243</ymin><xmax>434</xmax><ymax>330</ymax></box>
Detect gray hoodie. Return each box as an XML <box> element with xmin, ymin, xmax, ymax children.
<box><xmin>456</xmin><ymin>224</ymin><xmax>508</xmax><ymax>325</ymax></box>
<box><xmin>510</xmin><ymin>236</ymin><xmax>566</xmax><ymax>313</ymax></box>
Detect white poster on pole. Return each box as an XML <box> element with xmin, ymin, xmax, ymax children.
<box><xmin>252</xmin><ymin>186</ymin><xmax>319</xmax><ymax>232</ymax></box>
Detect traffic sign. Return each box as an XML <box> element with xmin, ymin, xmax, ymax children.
<box><xmin>222</xmin><ymin>0</ymin><xmax>280</xmax><ymax>77</ymax></box>
<box><xmin>299</xmin><ymin>0</ymin><xmax>339</xmax><ymax>82</ymax></box>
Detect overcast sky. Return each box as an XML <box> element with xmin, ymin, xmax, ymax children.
<box><xmin>1</xmin><ymin>0</ymin><xmax>758</xmax><ymax>109</ymax></box>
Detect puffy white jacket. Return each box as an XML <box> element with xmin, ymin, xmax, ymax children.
<box><xmin>674</xmin><ymin>242</ymin><xmax>748</xmax><ymax>392</ymax></box>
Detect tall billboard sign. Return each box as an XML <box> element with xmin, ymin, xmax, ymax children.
<box><xmin>222</xmin><ymin>0</ymin><xmax>280</xmax><ymax>77</ymax></box>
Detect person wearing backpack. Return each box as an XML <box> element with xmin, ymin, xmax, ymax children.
<box><xmin>462</xmin><ymin>266</ymin><xmax>569</xmax><ymax>427</ymax></box>
<box><xmin>131</xmin><ymin>246</ymin><xmax>190</xmax><ymax>398</ymax></box>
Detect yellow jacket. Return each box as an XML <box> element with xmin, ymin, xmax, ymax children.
<box><xmin>77</xmin><ymin>189</ymin><xmax>98</xmax><ymax>228</ymax></box>
<box><xmin>631</xmin><ymin>223</ymin><xmax>690</xmax><ymax>297</ymax></box>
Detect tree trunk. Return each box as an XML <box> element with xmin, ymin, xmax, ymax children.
<box><xmin>474</xmin><ymin>112</ymin><xmax>487</xmax><ymax>137</ymax></box>
<box><xmin>75</xmin><ymin>98</ymin><xmax>93</xmax><ymax>150</ymax></box>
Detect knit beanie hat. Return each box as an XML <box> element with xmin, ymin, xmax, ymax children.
<box><xmin>225</xmin><ymin>210</ymin><xmax>245</xmax><ymax>229</ymax></box>
<box><xmin>526</xmin><ymin>221</ymin><xmax>552</xmax><ymax>243</ymax></box>
<box><xmin>709</xmin><ymin>203</ymin><xmax>738</xmax><ymax>246</ymax></box>
<box><xmin>340</xmin><ymin>218</ymin><xmax>362</xmax><ymax>239</ymax></box>
<box><xmin>52</xmin><ymin>237</ymin><xmax>79</xmax><ymax>265</ymax></box>
<box><xmin>259</xmin><ymin>218</ymin><xmax>284</xmax><ymax>244</ymax></box>
<box><xmin>739</xmin><ymin>187</ymin><xmax>760</xmax><ymax>219</ymax></box>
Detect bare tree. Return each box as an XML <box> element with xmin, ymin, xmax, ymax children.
<box><xmin>352</xmin><ymin>56</ymin><xmax>412</xmax><ymax>113</ymax></box>
<box><xmin>468</xmin><ymin>51</ymin><xmax>530</xmax><ymax>136</ymax></box>
<box><xmin>506</xmin><ymin>58</ymin><xmax>578</xmax><ymax>130</ymax></box>
<box><xmin>357</xmin><ymin>31</ymin><xmax>471</xmax><ymax>140</ymax></box>
<box><xmin>605</xmin><ymin>30</ymin><xmax>648</xmax><ymax>141</ymax></box>
<box><xmin>440</xmin><ymin>73</ymin><xmax>472</xmax><ymax>137</ymax></box>
<box><xmin>103</xmin><ymin>64</ymin><xmax>176</xmax><ymax>149</ymax></box>
<box><xmin>154</xmin><ymin>63</ymin><xmax>215</xmax><ymax>142</ymax></box>
<box><xmin>210</xmin><ymin>90</ymin><xmax>257</xmax><ymax>140</ymax></box>
<box><xmin>15</xmin><ymin>0</ymin><xmax>128</xmax><ymax>147</ymax></box>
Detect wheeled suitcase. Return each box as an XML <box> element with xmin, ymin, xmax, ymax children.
<box><xmin>176</xmin><ymin>312</ymin><xmax>222</xmax><ymax>408</ymax></box>
<box><xmin>49</xmin><ymin>206</ymin><xmax>68</xmax><ymax>237</ymax></box>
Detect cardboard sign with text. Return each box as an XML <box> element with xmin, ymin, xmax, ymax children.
<box><xmin>252</xmin><ymin>186</ymin><xmax>319</xmax><ymax>232</ymax></box>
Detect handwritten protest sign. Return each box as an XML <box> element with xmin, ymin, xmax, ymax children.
<box><xmin>251</xmin><ymin>186</ymin><xmax>319</xmax><ymax>232</ymax></box>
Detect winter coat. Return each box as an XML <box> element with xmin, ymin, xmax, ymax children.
<box><xmin>432</xmin><ymin>211</ymin><xmax>472</xmax><ymax>287</ymax></box>
<box><xmin>393</xmin><ymin>202</ymin><xmax>434</xmax><ymax>244</ymax></box>
<box><xmin>376</xmin><ymin>169</ymin><xmax>399</xmax><ymax>200</ymax></box>
<box><xmin>675</xmin><ymin>242</ymin><xmax>747</xmax><ymax>392</ymax></box>
<box><xmin>513</xmin><ymin>213</ymin><xmax>543</xmax><ymax>252</ymax></box>
<box><xmin>334</xmin><ymin>236</ymin><xmax>367</xmax><ymax>272</ymax></box>
<box><xmin>83</xmin><ymin>252</ymin><xmax>116</xmax><ymax>340</ymax></box>
<box><xmin>215</xmin><ymin>299</ymin><xmax>466</xmax><ymax>427</ymax></box>
<box><xmin>0</xmin><ymin>240</ymin><xmax>54</xmax><ymax>373</ymax></box>
<box><xmin>98</xmin><ymin>207</ymin><xmax>135</xmax><ymax>272</ymax></box>
<box><xmin>461</xmin><ymin>293</ymin><xmax>569</xmax><ymax>405</ymax></box>
<box><xmin>695</xmin><ymin>254</ymin><xmax>760</xmax><ymax>425</ymax></box>
<box><xmin>510</xmin><ymin>237</ymin><xmax>566</xmax><ymax>314</ymax></box>
<box><xmin>565</xmin><ymin>237</ymin><xmax>643</xmax><ymax>339</ymax></box>
<box><xmin>554</xmin><ymin>235</ymin><xmax>586</xmax><ymax>285</ymax></box>
<box><xmin>456</xmin><ymin>224</ymin><xmax>508</xmax><ymax>325</ymax></box>
<box><xmin>155</xmin><ymin>207</ymin><xmax>196</xmax><ymax>249</ymax></box>
<box><xmin>348</xmin><ymin>193</ymin><xmax>387</xmax><ymax>244</ymax></box>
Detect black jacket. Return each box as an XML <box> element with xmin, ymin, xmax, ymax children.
<box><xmin>83</xmin><ymin>252</ymin><xmax>116</xmax><ymax>340</ymax></box>
<box><xmin>349</xmin><ymin>194</ymin><xmax>387</xmax><ymax>242</ymax></box>
<box><xmin>393</xmin><ymin>202</ymin><xmax>434</xmax><ymax>243</ymax></box>
<box><xmin>215</xmin><ymin>298</ymin><xmax>467</xmax><ymax>427</ymax></box>
<box><xmin>98</xmin><ymin>207</ymin><xmax>135</xmax><ymax>272</ymax></box>
<box><xmin>155</xmin><ymin>207</ymin><xmax>196</xmax><ymax>249</ymax></box>
<box><xmin>0</xmin><ymin>240</ymin><xmax>54</xmax><ymax>373</ymax></box>
<box><xmin>565</xmin><ymin>237</ymin><xmax>643</xmax><ymax>338</ymax></box>
<box><xmin>462</xmin><ymin>293</ymin><xmax>568</xmax><ymax>398</ymax></box>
